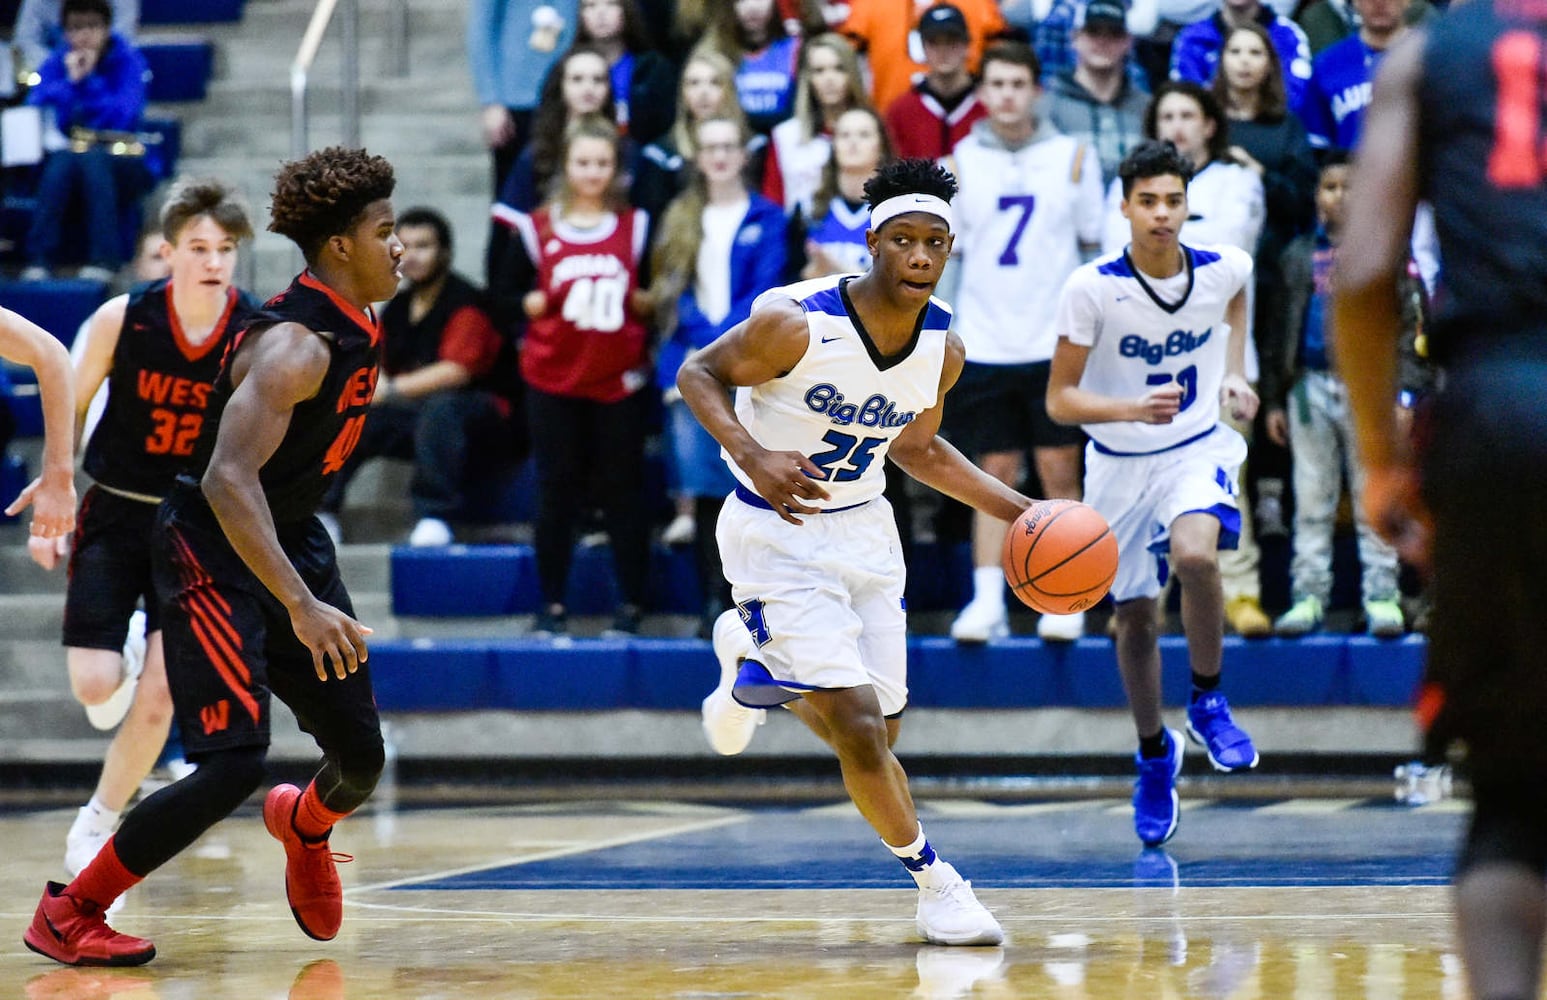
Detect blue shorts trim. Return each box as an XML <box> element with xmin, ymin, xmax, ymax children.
<box><xmin>1091</xmin><ymin>423</ymin><xmax>1219</xmax><ymax>458</ymax></box>
<box><xmin>732</xmin><ymin>657</ymin><xmax>816</xmax><ymax>709</ymax></box>
<box><xmin>733</xmin><ymin>483</ymin><xmax>872</xmax><ymax>515</ymax></box>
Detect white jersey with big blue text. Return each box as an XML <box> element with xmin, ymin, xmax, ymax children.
<box><xmin>727</xmin><ymin>274</ymin><xmax>950</xmax><ymax>509</ymax></box>
<box><xmin>1055</xmin><ymin>243</ymin><xmax>1253</xmax><ymax>455</ymax></box>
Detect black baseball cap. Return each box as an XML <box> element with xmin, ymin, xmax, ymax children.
<box><xmin>1076</xmin><ymin>0</ymin><xmax>1129</xmax><ymax>32</ymax></box>
<box><xmin>918</xmin><ymin>3</ymin><xmax>969</xmax><ymax>41</ymax></box>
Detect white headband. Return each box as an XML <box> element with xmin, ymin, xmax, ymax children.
<box><xmin>870</xmin><ymin>194</ymin><xmax>954</xmax><ymax>233</ymax></box>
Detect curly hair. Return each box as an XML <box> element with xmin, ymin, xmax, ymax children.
<box><xmin>267</xmin><ymin>146</ymin><xmax>396</xmax><ymax>260</ymax></box>
<box><xmin>160</xmin><ymin>176</ymin><xmax>253</xmax><ymax>244</ymax></box>
<box><xmin>863</xmin><ymin>157</ymin><xmax>958</xmax><ymax>210</ymax></box>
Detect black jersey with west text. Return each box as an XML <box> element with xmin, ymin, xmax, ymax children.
<box><xmin>1419</xmin><ymin>0</ymin><xmax>1547</xmax><ymax>356</ymax></box>
<box><xmin>183</xmin><ymin>270</ymin><xmax>382</xmax><ymax>524</ymax></box>
<box><xmin>82</xmin><ymin>279</ymin><xmax>263</xmax><ymax>498</ymax></box>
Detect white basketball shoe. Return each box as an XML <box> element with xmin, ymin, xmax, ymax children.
<box><xmin>915</xmin><ymin>861</ymin><xmax>1005</xmax><ymax>946</ymax></box>
<box><xmin>949</xmin><ymin>598</ymin><xmax>1008</xmax><ymax>643</ymax></box>
<box><xmin>701</xmin><ymin>610</ymin><xmax>766</xmax><ymax>756</ymax></box>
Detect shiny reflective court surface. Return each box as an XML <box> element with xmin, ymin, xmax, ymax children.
<box><xmin>0</xmin><ymin>794</ymin><xmax>1479</xmax><ymax>998</ymax></box>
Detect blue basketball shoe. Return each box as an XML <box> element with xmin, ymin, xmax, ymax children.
<box><xmin>1185</xmin><ymin>691</ymin><xmax>1260</xmax><ymax>772</ymax></box>
<box><xmin>1133</xmin><ymin>728</ymin><xmax>1183</xmax><ymax>847</ymax></box>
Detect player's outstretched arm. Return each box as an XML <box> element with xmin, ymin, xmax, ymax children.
<box><xmin>677</xmin><ymin>297</ymin><xmax>832</xmax><ymax>524</ymax></box>
<box><xmin>889</xmin><ymin>332</ymin><xmax>1034</xmax><ymax>523</ymax></box>
<box><xmin>72</xmin><ymin>296</ymin><xmax>128</xmax><ymax>442</ymax></box>
<box><xmin>0</xmin><ymin>308</ymin><xmax>76</xmax><ymax>539</ymax></box>
<box><xmin>202</xmin><ymin>323</ymin><xmax>372</xmax><ymax>681</ymax></box>
<box><xmin>1046</xmin><ymin>336</ymin><xmax>1182</xmax><ymax>426</ymax></box>
<box><xmin>1331</xmin><ymin>33</ymin><xmax>1428</xmax><ymax>565</ymax></box>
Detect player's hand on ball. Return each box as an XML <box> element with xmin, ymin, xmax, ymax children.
<box><xmin>1137</xmin><ymin>383</ymin><xmax>1183</xmax><ymax>423</ymax></box>
<box><xmin>1220</xmin><ymin>374</ymin><xmax>1259</xmax><ymax>422</ymax></box>
<box><xmin>745</xmin><ymin>448</ymin><xmax>831</xmax><ymax>525</ymax></box>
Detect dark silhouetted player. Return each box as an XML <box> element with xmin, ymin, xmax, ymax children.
<box><xmin>1335</xmin><ymin>8</ymin><xmax>1547</xmax><ymax>999</ymax></box>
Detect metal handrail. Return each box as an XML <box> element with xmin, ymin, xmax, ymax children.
<box><xmin>290</xmin><ymin>0</ymin><xmax>360</xmax><ymax>158</ymax></box>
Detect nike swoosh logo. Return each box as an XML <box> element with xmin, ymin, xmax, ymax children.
<box><xmin>821</xmin><ymin>335</ymin><xmax>841</xmax><ymax>344</ymax></box>
<box><xmin>44</xmin><ymin>912</ymin><xmax>67</xmax><ymax>945</ymax></box>
<box><xmin>1115</xmin><ymin>296</ymin><xmax>1129</xmax><ymax>302</ymax></box>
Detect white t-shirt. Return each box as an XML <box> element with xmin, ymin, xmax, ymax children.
<box><xmin>1055</xmin><ymin>243</ymin><xmax>1253</xmax><ymax>455</ymax></box>
<box><xmin>695</xmin><ymin>197</ymin><xmax>749</xmax><ymax>326</ymax></box>
<box><xmin>949</xmin><ymin>126</ymin><xmax>1105</xmax><ymax>365</ymax></box>
<box><xmin>768</xmin><ymin>118</ymin><xmax>832</xmax><ymax>217</ymax></box>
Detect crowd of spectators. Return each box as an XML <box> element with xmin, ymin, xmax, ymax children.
<box><xmin>0</xmin><ymin>0</ymin><xmax>1436</xmax><ymax>637</ymax></box>
<box><xmin>460</xmin><ymin>0</ymin><xmax>1438</xmax><ymax>637</ymax></box>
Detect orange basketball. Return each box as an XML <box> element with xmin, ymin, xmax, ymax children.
<box><xmin>1002</xmin><ymin>499</ymin><xmax>1118</xmax><ymax>615</ymax></box>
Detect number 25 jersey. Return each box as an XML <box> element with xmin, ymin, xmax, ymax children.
<box><xmin>728</xmin><ymin>275</ymin><xmax>949</xmax><ymax>510</ymax></box>
<box><xmin>1054</xmin><ymin>244</ymin><xmax>1252</xmax><ymax>455</ymax></box>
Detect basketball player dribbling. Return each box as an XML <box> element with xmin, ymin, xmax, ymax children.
<box><xmin>1045</xmin><ymin>139</ymin><xmax>1260</xmax><ymax>850</ymax></box>
<box><xmin>679</xmin><ymin>158</ymin><xmax>1041</xmax><ymax>946</ymax></box>
<box><xmin>24</xmin><ymin>146</ymin><xmax>400</xmax><ymax>967</ymax></box>
<box><xmin>1336</xmin><ymin>8</ymin><xmax>1547</xmax><ymax>997</ymax></box>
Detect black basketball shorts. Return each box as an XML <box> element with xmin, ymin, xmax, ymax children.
<box><xmin>151</xmin><ymin>490</ymin><xmax>380</xmax><ymax>762</ymax></box>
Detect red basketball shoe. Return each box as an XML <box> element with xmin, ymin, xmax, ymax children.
<box><xmin>23</xmin><ymin>882</ymin><xmax>155</xmax><ymax>967</ymax></box>
<box><xmin>263</xmin><ymin>784</ymin><xmax>352</xmax><ymax>941</ymax></box>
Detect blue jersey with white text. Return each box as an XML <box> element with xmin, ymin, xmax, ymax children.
<box><xmin>1301</xmin><ymin>35</ymin><xmax>1384</xmax><ymax>150</ymax></box>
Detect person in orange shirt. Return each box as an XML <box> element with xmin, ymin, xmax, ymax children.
<box><xmin>841</xmin><ymin>0</ymin><xmax>1005</xmax><ymax>113</ymax></box>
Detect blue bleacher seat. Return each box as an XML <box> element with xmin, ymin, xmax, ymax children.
<box><xmin>0</xmin><ymin>277</ymin><xmax>108</xmax><ymax>349</ymax></box>
<box><xmin>140</xmin><ymin>0</ymin><xmax>244</xmax><ymax>24</ymax></box>
<box><xmin>392</xmin><ymin>542</ymin><xmax>704</xmax><ymax>617</ymax></box>
<box><xmin>141</xmin><ymin>38</ymin><xmax>215</xmax><ymax>102</ymax></box>
<box><xmin>365</xmin><ymin>633</ymin><xmax>1428</xmax><ymax>714</ymax></box>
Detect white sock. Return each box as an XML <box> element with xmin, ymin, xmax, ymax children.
<box><xmin>973</xmin><ymin>567</ymin><xmax>1006</xmax><ymax>608</ymax></box>
<box><xmin>82</xmin><ymin>795</ymin><xmax>120</xmax><ymax>832</ymax></box>
<box><xmin>886</xmin><ymin>823</ymin><xmax>945</xmax><ymax>888</ymax></box>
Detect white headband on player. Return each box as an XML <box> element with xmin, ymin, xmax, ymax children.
<box><xmin>869</xmin><ymin>194</ymin><xmax>954</xmax><ymax>233</ymax></box>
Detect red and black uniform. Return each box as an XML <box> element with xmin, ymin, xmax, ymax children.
<box><xmin>64</xmin><ymin>278</ymin><xmax>260</xmax><ymax>651</ymax></box>
<box><xmin>1412</xmin><ymin>0</ymin><xmax>1547</xmax><ymax>875</ymax></box>
<box><xmin>151</xmin><ymin>270</ymin><xmax>384</xmax><ymax>762</ymax></box>
<box><xmin>106</xmin><ymin>270</ymin><xmax>387</xmax><ymax>883</ymax></box>
<box><xmin>506</xmin><ymin>206</ymin><xmax>653</xmax><ymax>611</ymax></box>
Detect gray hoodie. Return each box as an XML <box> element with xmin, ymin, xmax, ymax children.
<box><xmin>1041</xmin><ymin>70</ymin><xmax>1149</xmax><ymax>186</ymax></box>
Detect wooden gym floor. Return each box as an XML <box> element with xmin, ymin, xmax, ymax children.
<box><xmin>0</xmin><ymin>782</ymin><xmax>1480</xmax><ymax>999</ymax></box>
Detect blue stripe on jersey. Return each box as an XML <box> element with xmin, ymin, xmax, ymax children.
<box><xmin>799</xmin><ymin>285</ymin><xmax>953</xmax><ymax>332</ymax></box>
<box><xmin>802</xmin><ymin>286</ymin><xmax>847</xmax><ymax>317</ymax></box>
<box><xmin>1097</xmin><ymin>255</ymin><xmax>1134</xmax><ymax>278</ymax></box>
<box><xmin>1097</xmin><ymin>246</ymin><xmax>1222</xmax><ymax>278</ymax></box>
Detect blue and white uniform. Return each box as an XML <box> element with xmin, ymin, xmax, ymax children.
<box><xmin>805</xmin><ymin>197</ymin><xmax>872</xmax><ymax>275</ymax></box>
<box><xmin>719</xmin><ymin>274</ymin><xmax>950</xmax><ymax>712</ymax></box>
<box><xmin>1054</xmin><ymin>243</ymin><xmax>1253</xmax><ymax>601</ymax></box>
